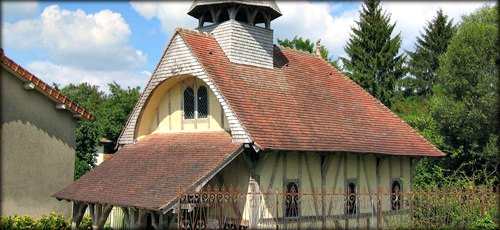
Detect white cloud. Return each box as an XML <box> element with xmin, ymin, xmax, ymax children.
<box><xmin>130</xmin><ymin>1</ymin><xmax>197</xmax><ymax>35</ymax></box>
<box><xmin>273</xmin><ymin>2</ymin><xmax>360</xmax><ymax>59</ymax></box>
<box><xmin>383</xmin><ymin>2</ymin><xmax>493</xmax><ymax>52</ymax></box>
<box><xmin>1</xmin><ymin>1</ymin><xmax>40</xmax><ymax>22</ymax></box>
<box><xmin>3</xmin><ymin>5</ymin><xmax>147</xmax><ymax>71</ymax></box>
<box><xmin>273</xmin><ymin>1</ymin><xmax>492</xmax><ymax>59</ymax></box>
<box><xmin>27</xmin><ymin>61</ymin><xmax>150</xmax><ymax>93</ymax></box>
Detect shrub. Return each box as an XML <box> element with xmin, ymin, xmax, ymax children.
<box><xmin>1</xmin><ymin>213</ymin><xmax>70</xmax><ymax>230</ymax></box>
<box><xmin>77</xmin><ymin>216</ymin><xmax>92</xmax><ymax>230</ymax></box>
<box><xmin>35</xmin><ymin>212</ymin><xmax>70</xmax><ymax>230</ymax></box>
<box><xmin>471</xmin><ymin>214</ymin><xmax>499</xmax><ymax>230</ymax></box>
<box><xmin>0</xmin><ymin>215</ymin><xmax>36</xmax><ymax>230</ymax></box>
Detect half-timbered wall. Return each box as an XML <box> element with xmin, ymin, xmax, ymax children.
<box><xmin>231</xmin><ymin>152</ymin><xmax>410</xmax><ymax>217</ymax></box>
<box><xmin>136</xmin><ymin>76</ymin><xmax>228</xmax><ymax>139</ymax></box>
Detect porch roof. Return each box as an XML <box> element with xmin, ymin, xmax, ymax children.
<box><xmin>54</xmin><ymin>131</ymin><xmax>242</xmax><ymax>211</ymax></box>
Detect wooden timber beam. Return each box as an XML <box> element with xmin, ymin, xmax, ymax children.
<box><xmin>304</xmin><ymin>153</ymin><xmax>319</xmax><ymax>216</ymax></box>
<box><xmin>321</xmin><ymin>154</ymin><xmax>333</xmax><ymax>178</ymax></box>
<box><xmin>89</xmin><ymin>203</ymin><xmax>113</xmax><ymax>230</ymax></box>
<box><xmin>217</xmin><ymin>174</ymin><xmax>243</xmax><ymax>218</ymax></box>
<box><xmin>71</xmin><ymin>202</ymin><xmax>88</xmax><ymax>230</ymax></box>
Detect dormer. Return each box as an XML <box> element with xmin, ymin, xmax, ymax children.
<box><xmin>135</xmin><ymin>76</ymin><xmax>229</xmax><ymax>140</ymax></box>
<box><xmin>188</xmin><ymin>0</ymin><xmax>282</xmax><ymax>69</ymax></box>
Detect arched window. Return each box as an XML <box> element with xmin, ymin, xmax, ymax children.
<box><xmin>197</xmin><ymin>86</ymin><xmax>208</xmax><ymax>119</ymax></box>
<box><xmin>183</xmin><ymin>87</ymin><xmax>195</xmax><ymax>119</ymax></box>
<box><xmin>285</xmin><ymin>182</ymin><xmax>299</xmax><ymax>217</ymax></box>
<box><xmin>346</xmin><ymin>182</ymin><xmax>357</xmax><ymax>215</ymax></box>
<box><xmin>391</xmin><ymin>181</ymin><xmax>401</xmax><ymax>210</ymax></box>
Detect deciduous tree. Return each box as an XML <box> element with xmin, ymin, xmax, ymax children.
<box><xmin>278</xmin><ymin>36</ymin><xmax>343</xmax><ymax>71</ymax></box>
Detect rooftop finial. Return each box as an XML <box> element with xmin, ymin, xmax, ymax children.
<box><xmin>315</xmin><ymin>39</ymin><xmax>322</xmax><ymax>58</ymax></box>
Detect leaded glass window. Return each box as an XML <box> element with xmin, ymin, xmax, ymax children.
<box><xmin>184</xmin><ymin>87</ymin><xmax>195</xmax><ymax>119</ymax></box>
<box><xmin>197</xmin><ymin>86</ymin><xmax>208</xmax><ymax>119</ymax></box>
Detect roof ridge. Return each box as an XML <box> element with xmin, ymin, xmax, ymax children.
<box><xmin>332</xmin><ymin>71</ymin><xmax>443</xmax><ymax>155</ymax></box>
<box><xmin>1</xmin><ymin>50</ymin><xmax>95</xmax><ymax>121</ymax></box>
<box><xmin>278</xmin><ymin>45</ymin><xmax>322</xmax><ymax>59</ymax></box>
<box><xmin>175</xmin><ymin>27</ymin><xmax>212</xmax><ymax>37</ymax></box>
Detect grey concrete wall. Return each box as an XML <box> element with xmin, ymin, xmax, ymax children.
<box><xmin>1</xmin><ymin>68</ymin><xmax>76</xmax><ymax>218</ymax></box>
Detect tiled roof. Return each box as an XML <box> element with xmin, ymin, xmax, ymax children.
<box><xmin>179</xmin><ymin>31</ymin><xmax>444</xmax><ymax>157</ymax></box>
<box><xmin>54</xmin><ymin>131</ymin><xmax>242</xmax><ymax>211</ymax></box>
<box><xmin>1</xmin><ymin>49</ymin><xmax>95</xmax><ymax>121</ymax></box>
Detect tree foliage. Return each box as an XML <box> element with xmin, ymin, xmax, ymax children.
<box><xmin>397</xmin><ymin>5</ymin><xmax>498</xmax><ymax>186</ymax></box>
<box><xmin>430</xmin><ymin>5</ymin><xmax>498</xmax><ymax>185</ymax></box>
<box><xmin>341</xmin><ymin>0</ymin><xmax>406</xmax><ymax>107</ymax></box>
<box><xmin>277</xmin><ymin>36</ymin><xmax>343</xmax><ymax>71</ymax></box>
<box><xmin>96</xmin><ymin>82</ymin><xmax>140</xmax><ymax>142</ymax></box>
<box><xmin>405</xmin><ymin>9</ymin><xmax>456</xmax><ymax>97</ymax></box>
<box><xmin>60</xmin><ymin>82</ymin><xmax>140</xmax><ymax>179</ymax></box>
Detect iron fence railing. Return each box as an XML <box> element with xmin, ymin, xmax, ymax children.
<box><xmin>177</xmin><ymin>185</ymin><xmax>498</xmax><ymax>229</ymax></box>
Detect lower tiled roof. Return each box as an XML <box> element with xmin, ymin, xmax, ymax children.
<box><xmin>54</xmin><ymin>131</ymin><xmax>242</xmax><ymax>211</ymax></box>
<box><xmin>179</xmin><ymin>31</ymin><xmax>444</xmax><ymax>157</ymax></box>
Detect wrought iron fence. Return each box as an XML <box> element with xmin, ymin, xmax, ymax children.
<box><xmin>177</xmin><ymin>185</ymin><xmax>498</xmax><ymax>229</ymax></box>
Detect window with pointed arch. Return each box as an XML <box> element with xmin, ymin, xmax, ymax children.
<box><xmin>345</xmin><ymin>181</ymin><xmax>357</xmax><ymax>215</ymax></box>
<box><xmin>197</xmin><ymin>86</ymin><xmax>208</xmax><ymax>118</ymax></box>
<box><xmin>391</xmin><ymin>180</ymin><xmax>402</xmax><ymax>211</ymax></box>
<box><xmin>183</xmin><ymin>86</ymin><xmax>209</xmax><ymax>120</ymax></box>
<box><xmin>285</xmin><ymin>182</ymin><xmax>299</xmax><ymax>218</ymax></box>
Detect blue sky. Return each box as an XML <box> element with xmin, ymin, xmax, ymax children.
<box><xmin>1</xmin><ymin>1</ymin><xmax>493</xmax><ymax>93</ymax></box>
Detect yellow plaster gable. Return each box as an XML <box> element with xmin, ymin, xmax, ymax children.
<box><xmin>136</xmin><ymin>76</ymin><xmax>228</xmax><ymax>140</ymax></box>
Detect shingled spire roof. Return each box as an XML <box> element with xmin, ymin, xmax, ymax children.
<box><xmin>188</xmin><ymin>0</ymin><xmax>282</xmax><ymax>23</ymax></box>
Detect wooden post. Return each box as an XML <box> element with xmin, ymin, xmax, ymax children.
<box><xmin>178</xmin><ymin>187</ymin><xmax>182</xmax><ymax>229</ymax></box>
<box><xmin>71</xmin><ymin>202</ymin><xmax>88</xmax><ymax>230</ymax></box>
<box><xmin>120</xmin><ymin>207</ymin><xmax>130</xmax><ymax>229</ymax></box>
<box><xmin>322</xmin><ymin>189</ymin><xmax>326</xmax><ymax>230</ymax></box>
<box><xmin>377</xmin><ymin>187</ymin><xmax>383</xmax><ymax>230</ymax></box>
<box><xmin>275</xmin><ymin>190</ymin><xmax>279</xmax><ymax>230</ymax></box>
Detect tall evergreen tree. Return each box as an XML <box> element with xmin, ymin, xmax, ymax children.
<box><xmin>405</xmin><ymin>9</ymin><xmax>456</xmax><ymax>97</ymax></box>
<box><xmin>341</xmin><ymin>0</ymin><xmax>406</xmax><ymax>107</ymax></box>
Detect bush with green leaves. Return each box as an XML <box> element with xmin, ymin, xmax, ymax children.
<box><xmin>0</xmin><ymin>212</ymin><xmax>97</xmax><ymax>230</ymax></box>
<box><xmin>35</xmin><ymin>213</ymin><xmax>70</xmax><ymax>230</ymax></box>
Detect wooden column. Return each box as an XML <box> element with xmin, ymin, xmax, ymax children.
<box><xmin>120</xmin><ymin>207</ymin><xmax>150</xmax><ymax>229</ymax></box>
<box><xmin>89</xmin><ymin>203</ymin><xmax>113</xmax><ymax>230</ymax></box>
<box><xmin>71</xmin><ymin>202</ymin><xmax>88</xmax><ymax>230</ymax></box>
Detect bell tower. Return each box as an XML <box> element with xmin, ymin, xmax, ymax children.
<box><xmin>187</xmin><ymin>1</ymin><xmax>282</xmax><ymax>69</ymax></box>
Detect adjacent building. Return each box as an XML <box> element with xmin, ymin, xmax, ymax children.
<box><xmin>1</xmin><ymin>49</ymin><xmax>94</xmax><ymax>217</ymax></box>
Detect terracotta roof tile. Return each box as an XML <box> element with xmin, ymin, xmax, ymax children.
<box><xmin>1</xmin><ymin>49</ymin><xmax>95</xmax><ymax>120</ymax></box>
<box><xmin>179</xmin><ymin>31</ymin><xmax>444</xmax><ymax>157</ymax></box>
<box><xmin>54</xmin><ymin>131</ymin><xmax>242</xmax><ymax>211</ymax></box>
